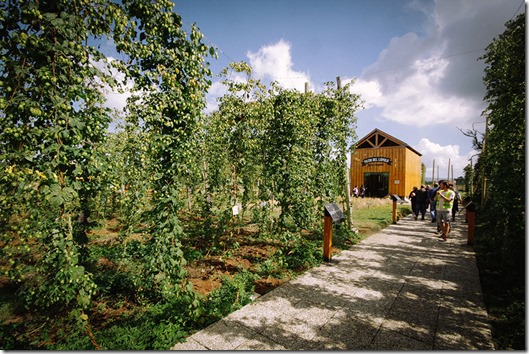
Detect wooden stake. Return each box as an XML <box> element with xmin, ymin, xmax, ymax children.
<box><xmin>336</xmin><ymin>76</ymin><xmax>353</xmax><ymax>229</ymax></box>
<box><xmin>323</xmin><ymin>215</ymin><xmax>333</xmax><ymax>261</ymax></box>
<box><xmin>392</xmin><ymin>200</ymin><xmax>397</xmax><ymax>224</ymax></box>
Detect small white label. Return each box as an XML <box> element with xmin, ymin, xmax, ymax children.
<box><xmin>232</xmin><ymin>205</ymin><xmax>239</xmax><ymax>215</ymax></box>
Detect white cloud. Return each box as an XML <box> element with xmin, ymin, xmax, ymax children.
<box><xmin>351</xmin><ymin>79</ymin><xmax>383</xmax><ymax>109</ymax></box>
<box><xmin>349</xmin><ymin>0</ymin><xmax>519</xmax><ymax>130</ymax></box>
<box><xmin>205</xmin><ymin>40</ymin><xmax>312</xmax><ymax>112</ymax></box>
<box><xmin>350</xmin><ymin>50</ymin><xmax>482</xmax><ymax>128</ymax></box>
<box><xmin>414</xmin><ymin>138</ymin><xmax>477</xmax><ymax>179</ymax></box>
<box><xmin>247</xmin><ymin>39</ymin><xmax>311</xmax><ymax>91</ymax></box>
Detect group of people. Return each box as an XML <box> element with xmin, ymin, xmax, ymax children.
<box><xmin>408</xmin><ymin>181</ymin><xmax>461</xmax><ymax>241</ymax></box>
<box><xmin>352</xmin><ymin>185</ymin><xmax>366</xmax><ymax>198</ymax></box>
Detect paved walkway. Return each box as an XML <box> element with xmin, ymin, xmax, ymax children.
<box><xmin>172</xmin><ymin>214</ymin><xmax>494</xmax><ymax>350</ymax></box>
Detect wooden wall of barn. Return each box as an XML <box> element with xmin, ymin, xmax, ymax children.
<box><xmin>403</xmin><ymin>148</ymin><xmax>422</xmax><ymax>197</ymax></box>
<box><xmin>350</xmin><ymin>146</ymin><xmax>421</xmax><ymax>197</ymax></box>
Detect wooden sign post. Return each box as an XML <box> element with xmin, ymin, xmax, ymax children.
<box><xmin>323</xmin><ymin>214</ymin><xmax>333</xmax><ymax>262</ymax></box>
<box><xmin>323</xmin><ymin>203</ymin><xmax>346</xmax><ymax>262</ymax></box>
<box><xmin>462</xmin><ymin>197</ymin><xmax>476</xmax><ymax>246</ymax></box>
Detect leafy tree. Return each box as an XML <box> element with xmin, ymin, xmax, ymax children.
<box><xmin>262</xmin><ymin>84</ymin><xmax>318</xmax><ymax>229</ymax></box>
<box><xmin>479</xmin><ymin>12</ymin><xmax>525</xmax><ymax>270</ymax></box>
<box><xmin>0</xmin><ymin>0</ymin><xmax>121</xmax><ymax>316</ymax></box>
<box><xmin>115</xmin><ymin>0</ymin><xmax>215</xmax><ymax>301</ymax></box>
<box><xmin>0</xmin><ymin>0</ymin><xmax>215</xmax><ymax>325</ymax></box>
<box><xmin>312</xmin><ymin>81</ymin><xmax>360</xmax><ymax>228</ymax></box>
<box><xmin>474</xmin><ymin>12</ymin><xmax>525</xmax><ymax>350</ymax></box>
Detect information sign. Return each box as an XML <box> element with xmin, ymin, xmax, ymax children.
<box><xmin>324</xmin><ymin>203</ymin><xmax>346</xmax><ymax>223</ymax></box>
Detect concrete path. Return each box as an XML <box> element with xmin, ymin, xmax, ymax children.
<box><xmin>172</xmin><ymin>214</ymin><xmax>494</xmax><ymax>350</ymax></box>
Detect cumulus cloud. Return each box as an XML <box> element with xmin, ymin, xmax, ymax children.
<box><xmin>205</xmin><ymin>40</ymin><xmax>312</xmax><ymax>112</ymax></box>
<box><xmin>247</xmin><ymin>39</ymin><xmax>311</xmax><ymax>91</ymax></box>
<box><xmin>413</xmin><ymin>138</ymin><xmax>477</xmax><ymax>179</ymax></box>
<box><xmin>349</xmin><ymin>0</ymin><xmax>520</xmax><ymax>129</ymax></box>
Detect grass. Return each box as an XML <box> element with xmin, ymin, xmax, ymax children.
<box><xmin>351</xmin><ymin>197</ymin><xmax>412</xmax><ymax>237</ymax></box>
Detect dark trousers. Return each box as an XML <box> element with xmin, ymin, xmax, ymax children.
<box><xmin>415</xmin><ymin>202</ymin><xmax>426</xmax><ymax>218</ymax></box>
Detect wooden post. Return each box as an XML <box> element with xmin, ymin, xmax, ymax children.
<box><xmin>467</xmin><ymin>210</ymin><xmax>475</xmax><ymax>246</ymax></box>
<box><xmin>336</xmin><ymin>76</ymin><xmax>353</xmax><ymax>230</ymax></box>
<box><xmin>432</xmin><ymin>159</ymin><xmax>435</xmax><ymax>184</ymax></box>
<box><xmin>392</xmin><ymin>200</ymin><xmax>397</xmax><ymax>224</ymax></box>
<box><xmin>323</xmin><ymin>215</ymin><xmax>333</xmax><ymax>261</ymax></box>
<box><xmin>482</xmin><ymin>115</ymin><xmax>488</xmax><ymax>207</ymax></box>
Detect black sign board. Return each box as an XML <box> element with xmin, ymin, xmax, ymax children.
<box><xmin>390</xmin><ymin>194</ymin><xmax>406</xmax><ymax>204</ymax></box>
<box><xmin>362</xmin><ymin>156</ymin><xmax>392</xmax><ymax>166</ymax></box>
<box><xmin>462</xmin><ymin>197</ymin><xmax>476</xmax><ymax>212</ymax></box>
<box><xmin>324</xmin><ymin>203</ymin><xmax>346</xmax><ymax>223</ymax></box>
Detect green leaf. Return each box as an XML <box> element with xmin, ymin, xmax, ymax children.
<box><xmin>50</xmin><ymin>195</ymin><xmax>64</xmax><ymax>208</ymax></box>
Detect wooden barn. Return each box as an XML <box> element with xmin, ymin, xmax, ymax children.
<box><xmin>350</xmin><ymin>129</ymin><xmax>422</xmax><ymax>198</ymax></box>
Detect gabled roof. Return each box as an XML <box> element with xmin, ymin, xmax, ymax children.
<box><xmin>354</xmin><ymin>128</ymin><xmax>422</xmax><ymax>156</ymax></box>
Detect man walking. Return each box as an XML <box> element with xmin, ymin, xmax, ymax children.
<box><xmin>435</xmin><ymin>181</ymin><xmax>455</xmax><ymax>241</ymax></box>
<box><xmin>415</xmin><ymin>185</ymin><xmax>428</xmax><ymax>220</ymax></box>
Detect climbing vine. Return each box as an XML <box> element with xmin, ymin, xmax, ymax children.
<box><xmin>1</xmin><ymin>1</ymin><xmax>361</xmax><ymax>348</ymax></box>
<box><xmin>0</xmin><ymin>0</ymin><xmax>120</xmax><ymax>317</ymax></box>
<box><xmin>0</xmin><ymin>0</ymin><xmax>215</xmax><ymax>324</ymax></box>
<box><xmin>196</xmin><ymin>63</ymin><xmax>361</xmax><ymax>234</ymax></box>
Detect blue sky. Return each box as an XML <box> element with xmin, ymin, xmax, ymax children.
<box><xmin>107</xmin><ymin>0</ymin><xmax>524</xmax><ymax>179</ymax></box>
<box><xmin>169</xmin><ymin>0</ymin><xmax>524</xmax><ymax>179</ymax></box>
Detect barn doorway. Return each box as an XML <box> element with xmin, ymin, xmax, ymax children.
<box><xmin>364</xmin><ymin>172</ymin><xmax>389</xmax><ymax>198</ymax></box>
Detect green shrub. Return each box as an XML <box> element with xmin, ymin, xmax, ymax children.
<box><xmin>333</xmin><ymin>223</ymin><xmax>361</xmax><ymax>249</ymax></box>
<box><xmin>281</xmin><ymin>233</ymin><xmax>322</xmax><ymax>271</ymax></box>
<box><xmin>256</xmin><ymin>258</ymin><xmax>288</xmax><ymax>278</ymax></box>
<box><xmin>200</xmin><ymin>269</ymin><xmax>259</xmax><ymax>325</ymax></box>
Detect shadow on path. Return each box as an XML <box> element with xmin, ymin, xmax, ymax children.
<box><xmin>172</xmin><ymin>215</ymin><xmax>494</xmax><ymax>350</ymax></box>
